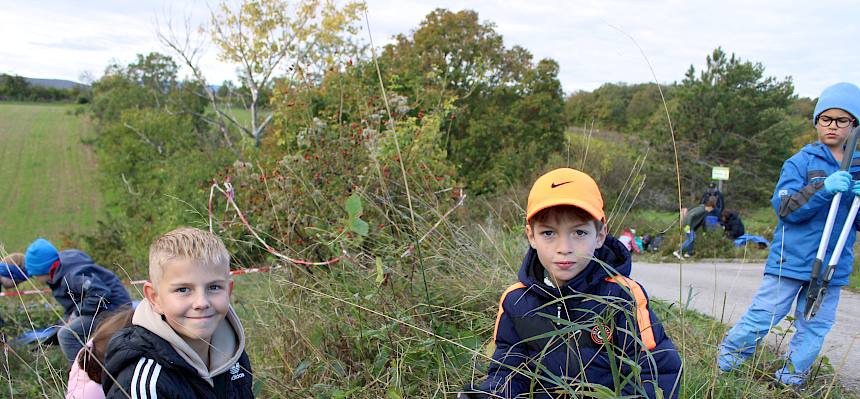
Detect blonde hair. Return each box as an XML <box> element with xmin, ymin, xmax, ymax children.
<box><xmin>149</xmin><ymin>227</ymin><xmax>230</xmax><ymax>284</ymax></box>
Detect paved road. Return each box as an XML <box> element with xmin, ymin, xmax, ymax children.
<box><xmin>630</xmin><ymin>261</ymin><xmax>860</xmax><ymax>392</ymax></box>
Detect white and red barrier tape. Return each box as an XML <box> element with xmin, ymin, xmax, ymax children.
<box><xmin>2</xmin><ymin>180</ymin><xmax>336</xmax><ymax>299</ymax></box>
<box><xmin>208</xmin><ymin>181</ymin><xmax>343</xmax><ymax>266</ymax></box>
<box><xmin>0</xmin><ymin>266</ymin><xmax>274</xmax><ymax>298</ymax></box>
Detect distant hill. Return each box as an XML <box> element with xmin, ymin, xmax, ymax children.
<box><xmin>25</xmin><ymin>77</ymin><xmax>88</xmax><ymax>90</ymax></box>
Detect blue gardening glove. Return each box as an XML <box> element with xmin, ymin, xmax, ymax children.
<box><xmin>824</xmin><ymin>171</ymin><xmax>852</xmax><ymax>194</ymax></box>
<box><xmin>853</xmin><ymin>179</ymin><xmax>860</xmax><ymax>196</ymax></box>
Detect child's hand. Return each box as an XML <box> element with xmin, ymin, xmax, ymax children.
<box><xmin>853</xmin><ymin>180</ymin><xmax>860</xmax><ymax>196</ymax></box>
<box><xmin>824</xmin><ymin>171</ymin><xmax>852</xmax><ymax>193</ymax></box>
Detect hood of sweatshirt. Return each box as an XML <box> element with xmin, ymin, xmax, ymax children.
<box><xmin>132</xmin><ymin>298</ymin><xmax>246</xmax><ymax>385</ymax></box>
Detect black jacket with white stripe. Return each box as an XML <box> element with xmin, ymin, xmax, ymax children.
<box><xmin>101</xmin><ymin>325</ymin><xmax>254</xmax><ymax>399</ymax></box>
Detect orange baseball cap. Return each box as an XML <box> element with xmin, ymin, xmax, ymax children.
<box><xmin>526</xmin><ymin>168</ymin><xmax>605</xmax><ymax>223</ymax></box>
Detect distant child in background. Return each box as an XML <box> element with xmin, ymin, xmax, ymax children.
<box><xmin>102</xmin><ymin>227</ymin><xmax>254</xmax><ymax>398</ymax></box>
<box><xmin>673</xmin><ymin>196</ymin><xmax>717</xmax><ymax>259</ymax></box>
<box><xmin>618</xmin><ymin>228</ymin><xmax>641</xmax><ymax>254</ymax></box>
<box><xmin>720</xmin><ymin>210</ymin><xmax>745</xmax><ymax>240</ymax></box>
<box><xmin>0</xmin><ymin>253</ymin><xmax>27</xmax><ymax>289</ymax></box>
<box><xmin>66</xmin><ymin>306</ymin><xmax>134</xmax><ymax>399</ymax></box>
<box><xmin>462</xmin><ymin>168</ymin><xmax>681</xmax><ymax>398</ymax></box>
<box><xmin>0</xmin><ymin>253</ymin><xmax>28</xmax><ymax>327</ymax></box>
<box><xmin>718</xmin><ymin>82</ymin><xmax>860</xmax><ymax>385</ymax></box>
<box><xmin>700</xmin><ymin>182</ymin><xmax>725</xmax><ymax>217</ymax></box>
<box><xmin>24</xmin><ymin>238</ymin><xmax>132</xmax><ymax>364</ymax></box>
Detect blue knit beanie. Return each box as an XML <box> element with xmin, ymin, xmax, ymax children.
<box><xmin>25</xmin><ymin>238</ymin><xmax>59</xmax><ymax>277</ymax></box>
<box><xmin>813</xmin><ymin>82</ymin><xmax>860</xmax><ymax>126</ymax></box>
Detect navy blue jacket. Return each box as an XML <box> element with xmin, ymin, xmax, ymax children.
<box><xmin>766</xmin><ymin>143</ymin><xmax>860</xmax><ymax>286</ymax></box>
<box><xmin>48</xmin><ymin>250</ymin><xmax>132</xmax><ymax>318</ymax></box>
<box><xmin>480</xmin><ymin>237</ymin><xmax>682</xmax><ymax>398</ymax></box>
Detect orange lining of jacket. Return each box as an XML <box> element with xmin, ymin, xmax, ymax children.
<box><xmin>493</xmin><ymin>282</ymin><xmax>527</xmax><ymax>341</ymax></box>
<box><xmin>492</xmin><ymin>277</ymin><xmax>656</xmax><ymax>351</ymax></box>
<box><xmin>605</xmin><ymin>275</ymin><xmax>657</xmax><ymax>350</ymax></box>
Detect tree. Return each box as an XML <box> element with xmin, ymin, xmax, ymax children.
<box><xmin>379</xmin><ymin>9</ymin><xmax>566</xmax><ymax>193</ymax></box>
<box><xmin>159</xmin><ymin>0</ymin><xmax>366</xmax><ymax>147</ymax></box>
<box><xmin>127</xmin><ymin>52</ymin><xmax>179</xmax><ymax>108</ymax></box>
<box><xmin>642</xmin><ymin>47</ymin><xmax>802</xmax><ymax>206</ymax></box>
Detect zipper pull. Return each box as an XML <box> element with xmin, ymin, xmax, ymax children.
<box><xmin>556</xmin><ymin>304</ymin><xmax>562</xmax><ymax>326</ymax></box>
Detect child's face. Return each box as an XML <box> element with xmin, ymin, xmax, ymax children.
<box><xmin>526</xmin><ymin>213</ymin><xmax>607</xmax><ymax>286</ymax></box>
<box><xmin>145</xmin><ymin>258</ymin><xmax>232</xmax><ymax>343</ymax></box>
<box><xmin>816</xmin><ymin>108</ymin><xmax>855</xmax><ymax>150</ymax></box>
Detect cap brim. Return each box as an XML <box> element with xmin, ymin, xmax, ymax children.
<box><xmin>526</xmin><ymin>198</ymin><xmax>605</xmax><ymax>223</ymax></box>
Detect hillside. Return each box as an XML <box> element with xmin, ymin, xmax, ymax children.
<box><xmin>24</xmin><ymin>77</ymin><xmax>87</xmax><ymax>90</ymax></box>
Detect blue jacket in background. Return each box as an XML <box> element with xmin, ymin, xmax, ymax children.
<box><xmin>48</xmin><ymin>250</ymin><xmax>132</xmax><ymax>318</ymax></box>
<box><xmin>767</xmin><ymin>142</ymin><xmax>860</xmax><ymax>286</ymax></box>
<box><xmin>479</xmin><ymin>236</ymin><xmax>682</xmax><ymax>398</ymax></box>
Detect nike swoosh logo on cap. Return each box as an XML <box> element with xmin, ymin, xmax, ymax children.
<box><xmin>551</xmin><ymin>181</ymin><xmax>573</xmax><ymax>188</ymax></box>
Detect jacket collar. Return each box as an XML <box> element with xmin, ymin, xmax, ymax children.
<box><xmin>518</xmin><ymin>235</ymin><xmax>631</xmax><ymax>299</ymax></box>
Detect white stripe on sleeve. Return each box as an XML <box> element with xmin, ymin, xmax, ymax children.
<box><xmin>130</xmin><ymin>358</ymin><xmax>146</xmax><ymax>399</ymax></box>
<box><xmin>148</xmin><ymin>363</ymin><xmax>162</xmax><ymax>399</ymax></box>
<box><xmin>138</xmin><ymin>359</ymin><xmax>154</xmax><ymax>399</ymax></box>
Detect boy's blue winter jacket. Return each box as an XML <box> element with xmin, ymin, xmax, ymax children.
<box><xmin>767</xmin><ymin>142</ymin><xmax>860</xmax><ymax>286</ymax></box>
<box><xmin>479</xmin><ymin>236</ymin><xmax>682</xmax><ymax>398</ymax></box>
<box><xmin>48</xmin><ymin>250</ymin><xmax>132</xmax><ymax>318</ymax></box>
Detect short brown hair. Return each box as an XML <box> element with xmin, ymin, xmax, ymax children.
<box><xmin>0</xmin><ymin>253</ymin><xmax>26</xmax><ymax>276</ymax></box>
<box><xmin>529</xmin><ymin>205</ymin><xmax>605</xmax><ymax>231</ymax></box>
<box><xmin>79</xmin><ymin>306</ymin><xmax>134</xmax><ymax>383</ymax></box>
<box><xmin>149</xmin><ymin>227</ymin><xmax>230</xmax><ymax>285</ymax></box>
<box><xmin>705</xmin><ymin>196</ymin><xmax>718</xmax><ymax>208</ymax></box>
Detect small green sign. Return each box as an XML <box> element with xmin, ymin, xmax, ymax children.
<box><xmin>712</xmin><ymin>166</ymin><xmax>730</xmax><ymax>181</ymax></box>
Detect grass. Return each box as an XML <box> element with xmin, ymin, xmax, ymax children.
<box><xmin>0</xmin><ymin>101</ymin><xmax>856</xmax><ymax>397</ymax></box>
<box><xmin>0</xmin><ymin>102</ymin><xmax>102</xmax><ymax>252</ymax></box>
<box><xmin>2</xmin><ymin>222</ymin><xmax>858</xmax><ymax>398</ymax></box>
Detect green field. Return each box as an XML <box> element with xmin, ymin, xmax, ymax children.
<box><xmin>0</xmin><ymin>103</ymin><xmax>101</xmax><ymax>252</ymax></box>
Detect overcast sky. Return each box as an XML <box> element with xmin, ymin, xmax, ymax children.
<box><xmin>1</xmin><ymin>0</ymin><xmax>858</xmax><ymax>98</ymax></box>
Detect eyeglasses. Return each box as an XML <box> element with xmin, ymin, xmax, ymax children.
<box><xmin>818</xmin><ymin>115</ymin><xmax>855</xmax><ymax>128</ymax></box>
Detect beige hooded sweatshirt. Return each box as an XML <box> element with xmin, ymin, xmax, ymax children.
<box><xmin>132</xmin><ymin>298</ymin><xmax>246</xmax><ymax>386</ymax></box>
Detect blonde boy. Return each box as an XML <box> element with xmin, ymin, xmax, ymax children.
<box><xmin>102</xmin><ymin>227</ymin><xmax>254</xmax><ymax>398</ymax></box>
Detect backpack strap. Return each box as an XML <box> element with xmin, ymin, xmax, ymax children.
<box><xmin>604</xmin><ymin>275</ymin><xmax>657</xmax><ymax>350</ymax></box>
<box><xmin>493</xmin><ymin>282</ymin><xmax>527</xmax><ymax>342</ymax></box>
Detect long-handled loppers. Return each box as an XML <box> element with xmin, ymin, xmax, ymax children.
<box><xmin>804</xmin><ymin>126</ymin><xmax>860</xmax><ymax>319</ymax></box>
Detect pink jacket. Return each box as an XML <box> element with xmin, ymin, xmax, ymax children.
<box><xmin>66</xmin><ymin>342</ymin><xmax>105</xmax><ymax>399</ymax></box>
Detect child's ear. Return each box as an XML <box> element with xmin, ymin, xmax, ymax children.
<box><xmin>143</xmin><ymin>281</ymin><xmax>162</xmax><ymax>314</ymax></box>
<box><xmin>596</xmin><ymin>223</ymin><xmax>608</xmax><ymax>248</ymax></box>
<box><xmin>228</xmin><ymin>280</ymin><xmax>234</xmax><ymax>296</ymax></box>
<box><xmin>525</xmin><ymin>223</ymin><xmax>537</xmax><ymax>249</ymax></box>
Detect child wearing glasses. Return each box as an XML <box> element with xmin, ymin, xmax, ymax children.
<box><xmin>718</xmin><ymin>82</ymin><xmax>860</xmax><ymax>385</ymax></box>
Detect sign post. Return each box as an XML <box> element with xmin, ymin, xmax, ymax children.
<box><xmin>711</xmin><ymin>166</ymin><xmax>730</xmax><ymax>191</ymax></box>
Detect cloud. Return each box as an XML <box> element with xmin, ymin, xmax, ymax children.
<box><xmin>31</xmin><ymin>37</ymin><xmax>129</xmax><ymax>52</ymax></box>
<box><xmin>1</xmin><ymin>0</ymin><xmax>858</xmax><ymax>97</ymax></box>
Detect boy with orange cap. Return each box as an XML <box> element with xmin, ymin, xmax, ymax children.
<box><xmin>461</xmin><ymin>168</ymin><xmax>682</xmax><ymax>398</ymax></box>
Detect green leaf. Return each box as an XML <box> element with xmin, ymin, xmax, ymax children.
<box><xmin>345</xmin><ymin>193</ymin><xmax>362</xmax><ymax>217</ymax></box>
<box><xmin>350</xmin><ymin>218</ymin><xmax>369</xmax><ymax>236</ymax></box>
<box><xmin>331</xmin><ymin>360</ymin><xmax>347</xmax><ymax>378</ymax></box>
<box><xmin>375</xmin><ymin>257</ymin><xmax>385</xmax><ymax>286</ymax></box>
<box><xmin>293</xmin><ymin>359</ymin><xmax>311</xmax><ymax>379</ymax></box>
